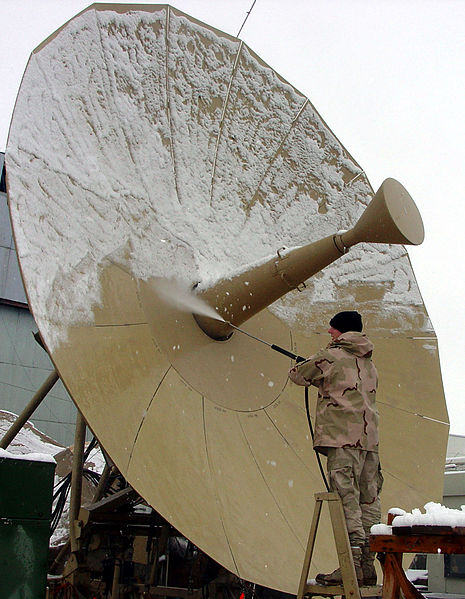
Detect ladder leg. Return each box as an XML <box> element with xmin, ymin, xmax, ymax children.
<box><xmin>297</xmin><ymin>498</ymin><xmax>323</xmax><ymax>599</ymax></box>
<box><xmin>326</xmin><ymin>493</ymin><xmax>361</xmax><ymax>599</ymax></box>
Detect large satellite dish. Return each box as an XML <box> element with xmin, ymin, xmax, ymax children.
<box><xmin>5</xmin><ymin>4</ymin><xmax>448</xmax><ymax>593</ymax></box>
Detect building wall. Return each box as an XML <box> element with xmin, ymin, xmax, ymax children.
<box><xmin>427</xmin><ymin>434</ymin><xmax>465</xmax><ymax>594</ymax></box>
<box><xmin>0</xmin><ymin>303</ymin><xmax>78</xmax><ymax>446</ymax></box>
<box><xmin>0</xmin><ymin>166</ymin><xmax>26</xmax><ymax>305</ymax></box>
<box><xmin>447</xmin><ymin>434</ymin><xmax>465</xmax><ymax>458</ymax></box>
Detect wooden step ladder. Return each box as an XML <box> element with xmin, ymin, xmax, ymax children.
<box><xmin>297</xmin><ymin>492</ymin><xmax>382</xmax><ymax>599</ymax></box>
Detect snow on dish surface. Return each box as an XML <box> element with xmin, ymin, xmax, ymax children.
<box><xmin>5</xmin><ymin>6</ymin><xmax>427</xmax><ymax>352</ymax></box>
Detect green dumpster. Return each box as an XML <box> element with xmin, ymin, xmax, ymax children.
<box><xmin>0</xmin><ymin>451</ymin><xmax>56</xmax><ymax>599</ymax></box>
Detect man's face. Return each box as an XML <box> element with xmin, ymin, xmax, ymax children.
<box><xmin>328</xmin><ymin>326</ymin><xmax>341</xmax><ymax>341</ymax></box>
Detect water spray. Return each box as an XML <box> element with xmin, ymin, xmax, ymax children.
<box><xmin>152</xmin><ymin>278</ymin><xmax>306</xmax><ymax>361</ymax></box>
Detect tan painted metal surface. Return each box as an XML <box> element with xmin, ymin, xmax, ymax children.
<box><xmin>5</xmin><ymin>4</ymin><xmax>448</xmax><ymax>593</ymax></box>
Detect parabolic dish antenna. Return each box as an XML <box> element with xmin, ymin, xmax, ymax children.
<box><xmin>5</xmin><ymin>4</ymin><xmax>448</xmax><ymax>593</ymax></box>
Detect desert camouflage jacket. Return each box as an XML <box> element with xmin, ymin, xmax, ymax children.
<box><xmin>288</xmin><ymin>332</ymin><xmax>379</xmax><ymax>454</ymax></box>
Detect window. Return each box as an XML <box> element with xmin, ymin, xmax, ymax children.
<box><xmin>444</xmin><ymin>554</ymin><xmax>465</xmax><ymax>578</ymax></box>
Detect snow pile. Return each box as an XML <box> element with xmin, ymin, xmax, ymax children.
<box><xmin>0</xmin><ymin>410</ymin><xmax>63</xmax><ymax>456</ymax></box>
<box><xmin>392</xmin><ymin>502</ymin><xmax>465</xmax><ymax>528</ymax></box>
<box><xmin>370</xmin><ymin>523</ymin><xmax>392</xmax><ymax>535</ymax></box>
<box><xmin>0</xmin><ymin>447</ymin><xmax>55</xmax><ymax>463</ymax></box>
<box><xmin>371</xmin><ymin>503</ymin><xmax>465</xmax><ymax>534</ymax></box>
<box><xmin>389</xmin><ymin>507</ymin><xmax>408</xmax><ymax>517</ymax></box>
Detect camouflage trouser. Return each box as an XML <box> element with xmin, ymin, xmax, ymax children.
<box><xmin>326</xmin><ymin>448</ymin><xmax>383</xmax><ymax>545</ymax></box>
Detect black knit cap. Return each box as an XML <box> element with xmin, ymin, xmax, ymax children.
<box><xmin>329</xmin><ymin>311</ymin><xmax>363</xmax><ymax>334</ymax></box>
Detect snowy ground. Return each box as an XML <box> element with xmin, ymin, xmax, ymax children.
<box><xmin>0</xmin><ymin>410</ymin><xmax>63</xmax><ymax>456</ymax></box>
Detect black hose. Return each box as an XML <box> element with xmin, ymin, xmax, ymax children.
<box><xmin>304</xmin><ymin>386</ymin><xmax>329</xmax><ymax>491</ymax></box>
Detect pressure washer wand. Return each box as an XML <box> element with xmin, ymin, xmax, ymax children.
<box><xmin>226</xmin><ymin>322</ymin><xmax>306</xmax><ymax>362</ymax></box>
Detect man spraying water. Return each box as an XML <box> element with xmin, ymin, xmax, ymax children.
<box><xmin>288</xmin><ymin>311</ymin><xmax>382</xmax><ymax>587</ymax></box>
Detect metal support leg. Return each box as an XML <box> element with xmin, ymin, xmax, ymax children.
<box><xmin>69</xmin><ymin>411</ymin><xmax>87</xmax><ymax>553</ymax></box>
<box><xmin>325</xmin><ymin>492</ymin><xmax>360</xmax><ymax>599</ymax></box>
<box><xmin>0</xmin><ymin>369</ymin><xmax>59</xmax><ymax>449</ymax></box>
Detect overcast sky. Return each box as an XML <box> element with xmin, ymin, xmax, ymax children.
<box><xmin>1</xmin><ymin>0</ymin><xmax>464</xmax><ymax>434</ymax></box>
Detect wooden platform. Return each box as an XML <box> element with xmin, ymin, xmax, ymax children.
<box><xmin>370</xmin><ymin>527</ymin><xmax>465</xmax><ymax>599</ymax></box>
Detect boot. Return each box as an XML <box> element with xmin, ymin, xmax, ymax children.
<box><xmin>361</xmin><ymin>542</ymin><xmax>377</xmax><ymax>585</ymax></box>
<box><xmin>315</xmin><ymin>546</ymin><xmax>363</xmax><ymax>586</ymax></box>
